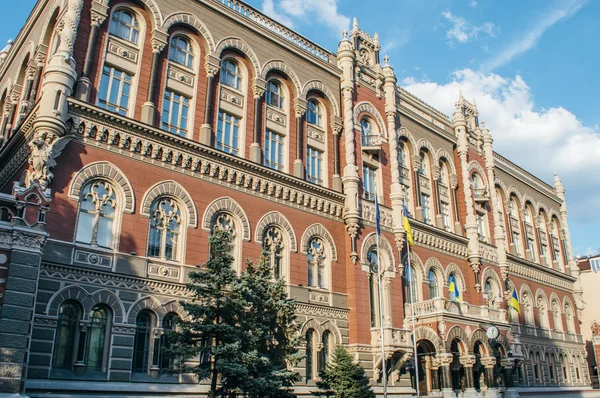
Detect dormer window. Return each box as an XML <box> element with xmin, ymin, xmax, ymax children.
<box><xmin>306</xmin><ymin>99</ymin><xmax>322</xmax><ymax>127</ymax></box>
<box><xmin>220</xmin><ymin>60</ymin><xmax>241</xmax><ymax>90</ymax></box>
<box><xmin>109</xmin><ymin>10</ymin><xmax>139</xmax><ymax>44</ymax></box>
<box><xmin>169</xmin><ymin>36</ymin><xmax>194</xmax><ymax>68</ymax></box>
<box><xmin>266</xmin><ymin>80</ymin><xmax>284</xmax><ymax>109</ymax></box>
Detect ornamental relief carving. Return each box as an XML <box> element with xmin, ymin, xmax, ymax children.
<box><xmin>266</xmin><ymin>107</ymin><xmax>287</xmax><ymax>127</ymax></box>
<box><xmin>167</xmin><ymin>66</ymin><xmax>194</xmax><ymax>86</ymax></box>
<box><xmin>220</xmin><ymin>87</ymin><xmax>243</xmax><ymax>108</ymax></box>
<box><xmin>107</xmin><ymin>40</ymin><xmax>138</xmax><ymax>63</ymax></box>
<box><xmin>359</xmin><ymin>201</ymin><xmax>393</xmax><ymax>230</ymax></box>
<box><xmin>306</xmin><ymin>126</ymin><xmax>324</xmax><ymax>143</ymax></box>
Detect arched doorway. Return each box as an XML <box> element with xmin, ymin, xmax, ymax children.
<box><xmin>473</xmin><ymin>341</ymin><xmax>486</xmax><ymax>390</ymax></box>
<box><xmin>492</xmin><ymin>342</ymin><xmax>508</xmax><ymax>387</ymax></box>
<box><xmin>450</xmin><ymin>339</ymin><xmax>466</xmax><ymax>391</ymax></box>
<box><xmin>414</xmin><ymin>340</ymin><xmax>439</xmax><ymax>395</ymax></box>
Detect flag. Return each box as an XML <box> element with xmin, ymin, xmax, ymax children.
<box><xmin>449</xmin><ymin>274</ymin><xmax>461</xmax><ymax>302</ymax></box>
<box><xmin>375</xmin><ymin>194</ymin><xmax>381</xmax><ymax>236</ymax></box>
<box><xmin>403</xmin><ymin>204</ymin><xmax>414</xmax><ymax>246</ymax></box>
<box><xmin>509</xmin><ymin>289</ymin><xmax>520</xmax><ymax>313</ymax></box>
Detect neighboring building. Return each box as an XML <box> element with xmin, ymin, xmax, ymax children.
<box><xmin>578</xmin><ymin>254</ymin><xmax>600</xmax><ymax>389</ymax></box>
<box><xmin>0</xmin><ymin>0</ymin><xmax>591</xmax><ymax>397</ymax></box>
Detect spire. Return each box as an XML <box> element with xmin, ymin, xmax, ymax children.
<box><xmin>353</xmin><ymin>17</ymin><xmax>359</xmax><ymax>31</ymax></box>
<box><xmin>374</xmin><ymin>32</ymin><xmax>380</xmax><ymax>46</ymax></box>
<box><xmin>554</xmin><ymin>172</ymin><xmax>565</xmax><ymax>193</ymax></box>
<box><xmin>0</xmin><ymin>39</ymin><xmax>13</xmax><ymax>66</ymax></box>
<box><xmin>458</xmin><ymin>90</ymin><xmax>464</xmax><ymax>101</ymax></box>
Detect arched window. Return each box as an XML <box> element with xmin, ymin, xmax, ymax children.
<box><xmin>419</xmin><ymin>152</ymin><xmax>429</xmax><ymax>176</ymax></box>
<box><xmin>86</xmin><ymin>306</ymin><xmax>109</xmax><ymax>371</ymax></box>
<box><xmin>551</xmin><ymin>301</ymin><xmax>562</xmax><ymax>331</ymax></box>
<box><xmin>404</xmin><ymin>264</ymin><xmax>418</xmax><ymax>304</ymax></box>
<box><xmin>565</xmin><ymin>304</ymin><xmax>575</xmax><ymax>334</ymax></box>
<box><xmin>212</xmin><ymin>212</ymin><xmax>238</xmax><ymax>265</ymax></box>
<box><xmin>418</xmin><ymin>151</ymin><xmax>432</xmax><ymax>224</ymax></box>
<box><xmin>168</xmin><ymin>36</ymin><xmax>194</xmax><ymax>68</ymax></box>
<box><xmin>319</xmin><ymin>330</ymin><xmax>332</xmax><ymax>373</ymax></box>
<box><xmin>266</xmin><ymin>80</ymin><xmax>284</xmax><ymax>109</ymax></box>
<box><xmin>509</xmin><ymin>197</ymin><xmax>523</xmax><ymax>256</ymax></box>
<box><xmin>524</xmin><ymin>205</ymin><xmax>538</xmax><ymax>263</ymax></box>
<box><xmin>538</xmin><ymin>297</ymin><xmax>550</xmax><ymax>329</ymax></box>
<box><xmin>306</xmin><ymin>99</ymin><xmax>322</xmax><ymax>127</ymax></box>
<box><xmin>398</xmin><ymin>141</ymin><xmax>407</xmax><ymax>169</ymax></box>
<box><xmin>546</xmin><ymin>353</ymin><xmax>555</xmax><ymax>383</ymax></box>
<box><xmin>360</xmin><ymin>118</ymin><xmax>375</xmax><ymax>146</ymax></box>
<box><xmin>561</xmin><ymin>355</ymin><xmax>569</xmax><ymax>382</ymax></box>
<box><xmin>109</xmin><ymin>10</ymin><xmax>140</xmax><ymax>44</ymax></box>
<box><xmin>534</xmin><ymin>352</ymin><xmax>542</xmax><ymax>383</ymax></box>
<box><xmin>428</xmin><ymin>269</ymin><xmax>438</xmax><ymax>299</ymax></box>
<box><xmin>263</xmin><ymin>226</ymin><xmax>285</xmax><ymax>280</ymax></box>
<box><xmin>147</xmin><ymin>198</ymin><xmax>182</xmax><ymax>261</ymax></box>
<box><xmin>305</xmin><ymin>329</ymin><xmax>314</xmax><ymax>382</ymax></box>
<box><xmin>132</xmin><ymin>311</ymin><xmax>153</xmax><ymax>373</ymax></box>
<box><xmin>75</xmin><ymin>181</ymin><xmax>117</xmax><ymax>248</ymax></box>
<box><xmin>220</xmin><ymin>60</ymin><xmax>241</xmax><ymax>90</ymax></box>
<box><xmin>160</xmin><ymin>312</ymin><xmax>180</xmax><ymax>371</ymax></box>
<box><xmin>52</xmin><ymin>302</ymin><xmax>80</xmax><ymax>369</ymax></box>
<box><xmin>523</xmin><ymin>293</ymin><xmax>535</xmax><ymax>326</ymax></box>
<box><xmin>367</xmin><ymin>249</ymin><xmax>379</xmax><ymax>327</ymax></box>
<box><xmin>307</xmin><ymin>237</ymin><xmax>327</xmax><ymax>289</ymax></box>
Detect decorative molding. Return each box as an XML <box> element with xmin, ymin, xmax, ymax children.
<box><xmin>66</xmin><ymin>100</ymin><xmax>345</xmax><ymax>223</ymax></box>
<box><xmin>161</xmin><ymin>12</ymin><xmax>216</xmax><ymax>53</ymax></box>
<box><xmin>359</xmin><ymin>201</ymin><xmax>393</xmax><ymax>231</ymax></box>
<box><xmin>74</xmin><ymin>249</ymin><xmax>112</xmax><ymax>268</ymax></box>
<box><xmin>300</xmin><ymin>223</ymin><xmax>338</xmax><ymax>261</ymax></box>
<box><xmin>220</xmin><ymin>86</ymin><xmax>244</xmax><ymax>108</ymax></box>
<box><xmin>295</xmin><ymin>303</ymin><xmax>349</xmax><ymax>320</ymax></box>
<box><xmin>301</xmin><ymin>80</ymin><xmax>340</xmax><ymax>117</ymax></box>
<box><xmin>69</xmin><ymin>161</ymin><xmax>135</xmax><ymax>214</ymax></box>
<box><xmin>353</xmin><ymin>101</ymin><xmax>386</xmax><ymax>138</ymax></box>
<box><xmin>360</xmin><ymin>232</ymin><xmax>395</xmax><ymax>274</ymax></box>
<box><xmin>260</xmin><ymin>60</ymin><xmax>302</xmax><ymax>96</ymax></box>
<box><xmin>254</xmin><ymin>211</ymin><xmax>298</xmax><ymax>252</ymax></box>
<box><xmin>266</xmin><ymin>106</ymin><xmax>287</xmax><ymax>127</ymax></box>
<box><xmin>215</xmin><ymin>36</ymin><xmax>261</xmax><ymax>76</ymax></box>
<box><xmin>140</xmin><ymin>180</ymin><xmax>198</xmax><ymax>228</ymax></box>
<box><xmin>201</xmin><ymin>196</ymin><xmax>251</xmax><ymax>242</ymax></box>
<box><xmin>508</xmin><ymin>257</ymin><xmax>574</xmax><ymax>292</ymax></box>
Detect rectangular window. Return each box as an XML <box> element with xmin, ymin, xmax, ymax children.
<box><xmin>98</xmin><ymin>65</ymin><xmax>132</xmax><ymax>116</ymax></box>
<box><xmin>512</xmin><ymin>232</ymin><xmax>522</xmax><ymax>255</ymax></box>
<box><xmin>362</xmin><ymin>165</ymin><xmax>376</xmax><ymax>201</ymax></box>
<box><xmin>477</xmin><ymin>212</ymin><xmax>486</xmax><ymax>241</ymax></box>
<box><xmin>590</xmin><ymin>258</ymin><xmax>600</xmax><ymax>272</ymax></box>
<box><xmin>161</xmin><ymin>91</ymin><xmax>190</xmax><ymax>137</ymax></box>
<box><xmin>216</xmin><ymin>111</ymin><xmax>240</xmax><ymax>156</ymax></box>
<box><xmin>264</xmin><ymin>130</ymin><xmax>284</xmax><ymax>171</ymax></box>
<box><xmin>441</xmin><ymin>202</ymin><xmax>451</xmax><ymax>231</ymax></box>
<box><xmin>421</xmin><ymin>194</ymin><xmax>430</xmax><ymax>224</ymax></box>
<box><xmin>528</xmin><ymin>238</ymin><xmax>537</xmax><ymax>261</ymax></box>
<box><xmin>306</xmin><ymin>147</ymin><xmax>323</xmax><ymax>185</ymax></box>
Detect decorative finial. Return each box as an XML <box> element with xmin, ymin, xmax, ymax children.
<box><xmin>472</xmin><ymin>98</ymin><xmax>477</xmax><ymax>107</ymax></box>
<box><xmin>384</xmin><ymin>55</ymin><xmax>389</xmax><ymax>66</ymax></box>
<box><xmin>342</xmin><ymin>29</ymin><xmax>348</xmax><ymax>39</ymax></box>
<box><xmin>459</xmin><ymin>90</ymin><xmax>464</xmax><ymax>100</ymax></box>
<box><xmin>481</xmin><ymin>120</ymin><xmax>486</xmax><ymax>128</ymax></box>
<box><xmin>353</xmin><ymin>17</ymin><xmax>359</xmax><ymax>30</ymax></box>
<box><xmin>374</xmin><ymin>32</ymin><xmax>379</xmax><ymax>45</ymax></box>
<box><xmin>7</xmin><ymin>39</ymin><xmax>14</xmax><ymax>45</ymax></box>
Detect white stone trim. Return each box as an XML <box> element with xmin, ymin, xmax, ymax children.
<box><xmin>300</xmin><ymin>223</ymin><xmax>337</xmax><ymax>261</ymax></box>
<box><xmin>215</xmin><ymin>36</ymin><xmax>261</xmax><ymax>77</ymax></box>
<box><xmin>302</xmin><ymin>79</ymin><xmax>340</xmax><ymax>117</ymax></box>
<box><xmin>254</xmin><ymin>211</ymin><xmax>297</xmax><ymax>252</ymax></box>
<box><xmin>161</xmin><ymin>12</ymin><xmax>215</xmax><ymax>53</ymax></box>
<box><xmin>140</xmin><ymin>180</ymin><xmax>197</xmax><ymax>228</ymax></box>
<box><xmin>201</xmin><ymin>196</ymin><xmax>251</xmax><ymax>241</ymax></box>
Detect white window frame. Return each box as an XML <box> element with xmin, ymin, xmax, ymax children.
<box><xmin>264</xmin><ymin>129</ymin><xmax>284</xmax><ymax>171</ymax></box>
<box><xmin>306</xmin><ymin>146</ymin><xmax>323</xmax><ymax>185</ymax></box>
<box><xmin>97</xmin><ymin>65</ymin><xmax>133</xmax><ymax>116</ymax></box>
<box><xmin>161</xmin><ymin>90</ymin><xmax>190</xmax><ymax>137</ymax></box>
<box><xmin>168</xmin><ymin>36</ymin><xmax>194</xmax><ymax>69</ymax></box>
<box><xmin>216</xmin><ymin>111</ymin><xmax>241</xmax><ymax>156</ymax></box>
<box><xmin>362</xmin><ymin>165</ymin><xmax>377</xmax><ymax>201</ymax></box>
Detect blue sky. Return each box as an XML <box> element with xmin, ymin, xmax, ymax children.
<box><xmin>2</xmin><ymin>0</ymin><xmax>598</xmax><ymax>256</ymax></box>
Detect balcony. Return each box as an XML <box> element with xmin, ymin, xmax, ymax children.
<box><xmin>361</xmin><ymin>134</ymin><xmax>381</xmax><ymax>154</ymax></box>
<box><xmin>473</xmin><ymin>187</ymin><xmax>489</xmax><ymax>203</ymax></box>
<box><xmin>404</xmin><ymin>297</ymin><xmax>508</xmax><ymax>324</ymax></box>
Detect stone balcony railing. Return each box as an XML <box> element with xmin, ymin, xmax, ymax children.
<box><xmin>511</xmin><ymin>324</ymin><xmax>583</xmax><ymax>343</ymax></box>
<box><xmin>404</xmin><ymin>297</ymin><xmax>508</xmax><ymax>324</ymax></box>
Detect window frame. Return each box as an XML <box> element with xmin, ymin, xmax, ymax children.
<box><xmin>265</xmin><ymin>80</ymin><xmax>284</xmax><ymax>109</ymax></box>
<box><xmin>109</xmin><ymin>9</ymin><xmax>140</xmax><ymax>44</ymax></box>
<box><xmin>306</xmin><ymin>146</ymin><xmax>323</xmax><ymax>185</ymax></box>
<box><xmin>74</xmin><ymin>180</ymin><xmax>118</xmax><ymax>250</ymax></box>
<box><xmin>362</xmin><ymin>164</ymin><xmax>377</xmax><ymax>202</ymax></box>
<box><xmin>264</xmin><ymin>129</ymin><xmax>285</xmax><ymax>171</ymax></box>
<box><xmin>97</xmin><ymin>65</ymin><xmax>133</xmax><ymax>116</ymax></box>
<box><xmin>220</xmin><ymin>59</ymin><xmax>242</xmax><ymax>90</ymax></box>
<box><xmin>306</xmin><ymin>99</ymin><xmax>322</xmax><ymax>127</ymax></box>
<box><xmin>147</xmin><ymin>197</ymin><xmax>184</xmax><ymax>262</ymax></box>
<box><xmin>216</xmin><ymin>110</ymin><xmax>241</xmax><ymax>156</ymax></box>
<box><xmin>161</xmin><ymin>90</ymin><xmax>190</xmax><ymax>137</ymax></box>
<box><xmin>168</xmin><ymin>35</ymin><xmax>194</xmax><ymax>69</ymax></box>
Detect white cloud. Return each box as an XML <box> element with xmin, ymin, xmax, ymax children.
<box><xmin>401</xmin><ymin>69</ymin><xmax>600</xmax><ymax>228</ymax></box>
<box><xmin>261</xmin><ymin>0</ymin><xmax>350</xmax><ymax>34</ymax></box>
<box><xmin>482</xmin><ymin>0</ymin><xmax>587</xmax><ymax>71</ymax></box>
<box><xmin>469</xmin><ymin>0</ymin><xmax>478</xmax><ymax>7</ymax></box>
<box><xmin>441</xmin><ymin>10</ymin><xmax>495</xmax><ymax>46</ymax></box>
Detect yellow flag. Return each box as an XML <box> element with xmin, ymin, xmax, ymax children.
<box><xmin>403</xmin><ymin>205</ymin><xmax>414</xmax><ymax>246</ymax></box>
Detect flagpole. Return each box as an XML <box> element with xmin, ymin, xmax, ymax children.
<box><xmin>404</xmin><ymin>202</ymin><xmax>420</xmax><ymax>398</ymax></box>
<box><xmin>375</xmin><ymin>191</ymin><xmax>388</xmax><ymax>398</ymax></box>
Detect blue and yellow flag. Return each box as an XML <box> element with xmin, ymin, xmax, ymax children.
<box><xmin>375</xmin><ymin>194</ymin><xmax>381</xmax><ymax>236</ymax></box>
<box><xmin>509</xmin><ymin>289</ymin><xmax>520</xmax><ymax>313</ymax></box>
<box><xmin>403</xmin><ymin>205</ymin><xmax>414</xmax><ymax>246</ymax></box>
<box><xmin>449</xmin><ymin>274</ymin><xmax>461</xmax><ymax>301</ymax></box>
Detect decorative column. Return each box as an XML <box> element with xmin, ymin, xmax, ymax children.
<box><xmin>481</xmin><ymin>125</ymin><xmax>509</xmax><ymax>281</ymax></box>
<box><xmin>482</xmin><ymin>356</ymin><xmax>501</xmax><ymax>397</ymax></box>
<box><xmin>450</xmin><ymin>174</ymin><xmax>462</xmax><ymax>235</ymax></box>
<box><xmin>337</xmin><ymin>30</ymin><xmax>360</xmax><ymax>264</ymax></box>
<box><xmin>430</xmin><ymin>358</ymin><xmax>441</xmax><ymax>392</ymax></box>
<box><xmin>28</xmin><ymin>51</ymin><xmax>46</xmax><ymax>102</ymax></box>
<box><xmin>382</xmin><ymin>56</ymin><xmax>406</xmax><ymax>258</ymax></box>
<box><xmin>437</xmin><ymin>353</ymin><xmax>454</xmax><ymax>398</ymax></box>
<box><xmin>75</xmin><ymin>1</ymin><xmax>108</xmax><ymax>101</ymax></box>
<box><xmin>453</xmin><ymin>94</ymin><xmax>482</xmax><ymax>292</ymax></box>
<box><xmin>200</xmin><ymin>56</ymin><xmax>220</xmax><ymax>146</ymax></box>
<box><xmin>141</xmin><ymin>30</ymin><xmax>168</xmax><ymax>126</ymax></box>
<box><xmin>18</xmin><ymin>64</ymin><xmax>37</xmax><ymax>120</ymax></box>
<box><xmin>1</xmin><ymin>96</ymin><xmax>16</xmax><ymax>141</ymax></box>
<box><xmin>432</xmin><ymin>165</ymin><xmax>444</xmax><ymax>229</ymax></box>
<box><xmin>331</xmin><ymin>116</ymin><xmax>343</xmax><ymax>192</ymax></box>
<box><xmin>553</xmin><ymin>173</ymin><xmax>584</xmax><ymax>316</ymax></box>
<box><xmin>293</xmin><ymin>98</ymin><xmax>307</xmax><ymax>178</ymax></box>
<box><xmin>460</xmin><ymin>355</ymin><xmax>478</xmax><ymax>398</ymax></box>
<box><xmin>249</xmin><ymin>78</ymin><xmax>266</xmax><ymax>164</ymax></box>
<box><xmin>412</xmin><ymin>155</ymin><xmax>422</xmax><ymax>221</ymax></box>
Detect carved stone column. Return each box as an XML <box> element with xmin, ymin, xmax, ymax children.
<box><xmin>28</xmin><ymin>51</ymin><xmax>46</xmax><ymax>103</ymax></box>
<box><xmin>450</xmin><ymin>174</ymin><xmax>462</xmax><ymax>235</ymax></box>
<box><xmin>482</xmin><ymin>126</ymin><xmax>509</xmax><ymax>281</ymax></box>
<box><xmin>75</xmin><ymin>2</ymin><xmax>108</xmax><ymax>101</ymax></box>
<box><xmin>141</xmin><ymin>30</ymin><xmax>168</xmax><ymax>125</ymax></box>
<box><xmin>331</xmin><ymin>117</ymin><xmax>343</xmax><ymax>191</ymax></box>
<box><xmin>460</xmin><ymin>355</ymin><xmax>478</xmax><ymax>397</ymax></box>
<box><xmin>293</xmin><ymin>98</ymin><xmax>307</xmax><ymax>178</ymax></box>
<box><xmin>250</xmin><ymin>80</ymin><xmax>266</xmax><ymax>164</ymax></box>
<box><xmin>453</xmin><ymin>95</ymin><xmax>481</xmax><ymax>292</ymax></box>
<box><xmin>430</xmin><ymin>358</ymin><xmax>441</xmax><ymax>391</ymax></box>
<box><xmin>338</xmin><ymin>30</ymin><xmax>360</xmax><ymax>264</ymax></box>
<box><xmin>200</xmin><ymin>56</ymin><xmax>220</xmax><ymax>146</ymax></box>
<box><xmin>412</xmin><ymin>155</ymin><xmax>422</xmax><ymax>221</ymax></box>
<box><xmin>437</xmin><ymin>353</ymin><xmax>454</xmax><ymax>398</ymax></box>
<box><xmin>1</xmin><ymin>98</ymin><xmax>16</xmax><ymax>141</ymax></box>
<box><xmin>18</xmin><ymin>64</ymin><xmax>37</xmax><ymax>119</ymax></box>
<box><xmin>432</xmin><ymin>165</ymin><xmax>444</xmax><ymax>228</ymax></box>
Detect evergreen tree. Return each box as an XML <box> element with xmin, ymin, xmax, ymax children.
<box><xmin>313</xmin><ymin>347</ymin><xmax>375</xmax><ymax>398</ymax></box>
<box><xmin>167</xmin><ymin>230</ymin><xmax>246</xmax><ymax>398</ymax></box>
<box><xmin>236</xmin><ymin>254</ymin><xmax>302</xmax><ymax>397</ymax></box>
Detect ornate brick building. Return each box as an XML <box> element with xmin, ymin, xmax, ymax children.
<box><xmin>0</xmin><ymin>0</ymin><xmax>591</xmax><ymax>396</ymax></box>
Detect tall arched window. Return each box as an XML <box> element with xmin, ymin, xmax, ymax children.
<box><xmin>546</xmin><ymin>353</ymin><xmax>555</xmax><ymax>383</ymax></box>
<box><xmin>133</xmin><ymin>311</ymin><xmax>153</xmax><ymax>373</ymax></box>
<box><xmin>75</xmin><ymin>181</ymin><xmax>117</xmax><ymax>248</ymax></box>
<box><xmin>551</xmin><ymin>300</ymin><xmax>562</xmax><ymax>331</ymax></box>
<box><xmin>428</xmin><ymin>269</ymin><xmax>438</xmax><ymax>299</ymax></box>
<box><xmin>538</xmin><ymin>211</ymin><xmax>551</xmax><ymax>266</ymax></box>
<box><xmin>306</xmin><ymin>99</ymin><xmax>322</xmax><ymax>127</ymax></box>
<box><xmin>305</xmin><ymin>329</ymin><xmax>314</xmax><ymax>382</ymax></box>
<box><xmin>565</xmin><ymin>304</ymin><xmax>575</xmax><ymax>334</ymax></box>
<box><xmin>212</xmin><ymin>212</ymin><xmax>237</xmax><ymax>263</ymax></box>
<box><xmin>418</xmin><ymin>151</ymin><xmax>432</xmax><ymax>225</ymax></box>
<box><xmin>534</xmin><ymin>352</ymin><xmax>542</xmax><ymax>383</ymax></box>
<box><xmin>168</xmin><ymin>36</ymin><xmax>194</xmax><ymax>68</ymax></box>
<box><xmin>538</xmin><ymin>297</ymin><xmax>550</xmax><ymax>329</ymax></box>
<box><xmin>307</xmin><ymin>237</ymin><xmax>327</xmax><ymax>289</ymax></box>
<box><xmin>266</xmin><ymin>80</ymin><xmax>284</xmax><ymax>109</ymax></box>
<box><xmin>398</xmin><ymin>141</ymin><xmax>407</xmax><ymax>169</ymax></box>
<box><xmin>319</xmin><ymin>330</ymin><xmax>332</xmax><ymax>373</ymax></box>
<box><xmin>438</xmin><ymin>161</ymin><xmax>452</xmax><ymax>232</ymax></box>
<box><xmin>147</xmin><ymin>198</ymin><xmax>182</xmax><ymax>261</ymax></box>
<box><xmin>109</xmin><ymin>10</ymin><xmax>140</xmax><ymax>43</ymax></box>
<box><xmin>161</xmin><ymin>91</ymin><xmax>190</xmax><ymax>136</ymax></box>
<box><xmin>263</xmin><ymin>226</ymin><xmax>285</xmax><ymax>280</ymax></box>
<box><xmin>509</xmin><ymin>197</ymin><xmax>523</xmax><ymax>256</ymax></box>
<box><xmin>404</xmin><ymin>264</ymin><xmax>418</xmax><ymax>304</ymax></box>
<box><xmin>220</xmin><ymin>60</ymin><xmax>241</xmax><ymax>90</ymax></box>
<box><xmin>86</xmin><ymin>306</ymin><xmax>109</xmax><ymax>371</ymax></box>
<box><xmin>523</xmin><ymin>293</ymin><xmax>535</xmax><ymax>326</ymax></box>
<box><xmin>360</xmin><ymin>118</ymin><xmax>375</xmax><ymax>146</ymax></box>
<box><xmin>160</xmin><ymin>312</ymin><xmax>180</xmax><ymax>371</ymax></box>
<box><xmin>367</xmin><ymin>249</ymin><xmax>380</xmax><ymax>328</ymax></box>
<box><xmin>524</xmin><ymin>204</ymin><xmax>538</xmax><ymax>263</ymax></box>
<box><xmin>52</xmin><ymin>302</ymin><xmax>80</xmax><ymax>369</ymax></box>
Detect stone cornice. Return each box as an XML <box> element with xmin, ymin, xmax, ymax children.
<box><xmin>295</xmin><ymin>303</ymin><xmax>349</xmax><ymax>320</ymax></box>
<box><xmin>410</xmin><ymin>219</ymin><xmax>469</xmax><ymax>259</ymax></box>
<box><xmin>67</xmin><ymin>99</ymin><xmax>345</xmax><ymax>221</ymax></box>
<box><xmin>508</xmin><ymin>254</ymin><xmax>576</xmax><ymax>292</ymax></box>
